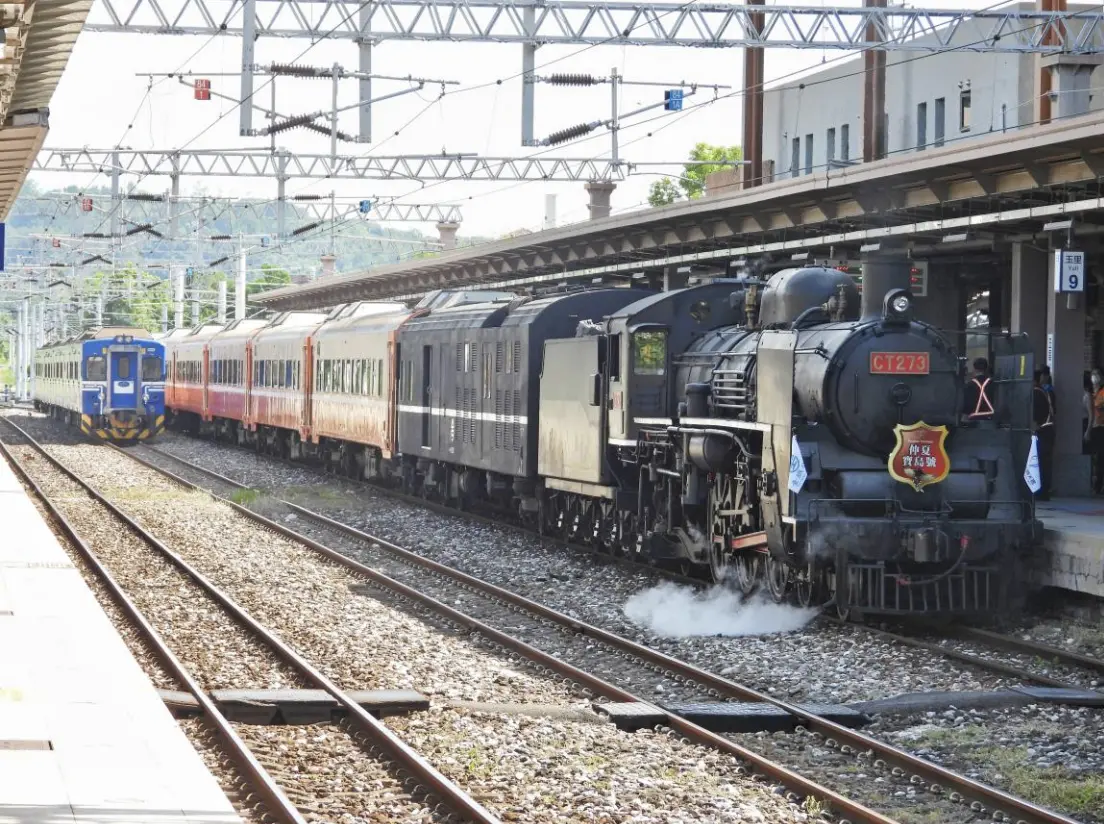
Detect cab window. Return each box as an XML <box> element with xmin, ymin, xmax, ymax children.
<box><xmin>142</xmin><ymin>356</ymin><xmax>163</xmax><ymax>381</ymax></box>
<box><xmin>86</xmin><ymin>356</ymin><xmax>107</xmax><ymax>381</ymax></box>
<box><xmin>632</xmin><ymin>331</ymin><xmax>667</xmax><ymax>376</ymax></box>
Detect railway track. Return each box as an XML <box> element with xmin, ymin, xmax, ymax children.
<box><xmin>76</xmin><ymin>428</ymin><xmax>1086</xmax><ymax>824</ymax></box>
<box><xmin>0</xmin><ymin>419</ymin><xmax>498</xmax><ymax>824</ymax></box>
<box><xmin>159</xmin><ymin>420</ymin><xmax>1104</xmax><ymax>699</ymax></box>
<box><xmin>2</xmin><ymin>413</ymin><xmax>882</xmax><ymax>824</ymax></box>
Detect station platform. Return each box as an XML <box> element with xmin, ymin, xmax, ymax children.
<box><xmin>1036</xmin><ymin>498</ymin><xmax>1104</xmax><ymax>598</ymax></box>
<box><xmin>0</xmin><ymin>455</ymin><xmax>241</xmax><ymax>823</ymax></box>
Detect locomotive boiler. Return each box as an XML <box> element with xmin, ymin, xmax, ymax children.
<box><xmin>620</xmin><ymin>257</ymin><xmax>1038</xmax><ymax>617</ymax></box>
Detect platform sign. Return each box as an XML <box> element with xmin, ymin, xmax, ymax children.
<box><xmin>194</xmin><ymin>79</ymin><xmax>211</xmax><ymax>101</ymax></box>
<box><xmin>664</xmin><ymin>89</ymin><xmax>683</xmax><ymax>111</ymax></box>
<box><xmin>1054</xmin><ymin>249</ymin><xmax>1085</xmax><ymax>293</ymax></box>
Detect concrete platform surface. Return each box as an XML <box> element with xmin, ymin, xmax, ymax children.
<box><xmin>1036</xmin><ymin>497</ymin><xmax>1104</xmax><ymax>597</ymax></box>
<box><xmin>0</xmin><ymin>455</ymin><xmax>241</xmax><ymax>824</ymax></box>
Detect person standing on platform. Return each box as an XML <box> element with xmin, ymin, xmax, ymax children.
<box><xmin>1033</xmin><ymin>370</ymin><xmax>1055</xmax><ymax>500</ymax></box>
<box><xmin>1085</xmin><ymin>368</ymin><xmax>1104</xmax><ymax>495</ymax></box>
<box><xmin>963</xmin><ymin>357</ymin><xmax>996</xmax><ymax>422</ymax></box>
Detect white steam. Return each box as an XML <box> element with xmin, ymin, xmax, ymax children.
<box><xmin>623</xmin><ymin>581</ymin><xmax>818</xmax><ymax>638</ymax></box>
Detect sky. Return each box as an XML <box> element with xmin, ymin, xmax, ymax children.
<box><xmin>29</xmin><ymin>0</ymin><xmax>990</xmax><ymax>244</ymax></box>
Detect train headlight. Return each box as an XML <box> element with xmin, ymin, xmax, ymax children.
<box><xmin>891</xmin><ymin>295</ymin><xmax>911</xmax><ymax>314</ymax></box>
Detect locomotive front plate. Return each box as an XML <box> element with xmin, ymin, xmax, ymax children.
<box><xmin>870</xmin><ymin>351</ymin><xmax>930</xmax><ymax>375</ymax></box>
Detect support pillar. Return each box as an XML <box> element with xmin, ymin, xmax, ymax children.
<box><xmin>173</xmin><ymin>266</ymin><xmax>185</xmax><ymax>329</ymax></box>
<box><xmin>584</xmin><ymin>181</ymin><xmax>616</xmax><ymax>221</ymax></box>
<box><xmin>240</xmin><ymin>0</ymin><xmax>257</xmax><ymax>135</ymax></box>
<box><xmin>1010</xmin><ymin>242</ymin><xmax>1049</xmax><ymax>366</ymax></box>
<box><xmin>320</xmin><ymin>254</ymin><xmax>336</xmax><ymax>278</ymax></box>
<box><xmin>236</xmin><ymin>244</ymin><xmax>247</xmax><ymax>320</ymax></box>
<box><xmin>663</xmin><ymin>267</ymin><xmax>689</xmax><ymax>291</ymax></box>
<box><xmin>741</xmin><ymin>0</ymin><xmax>764</xmax><ymax>189</ymax></box>
<box><xmin>110</xmin><ymin>150</ymin><xmax>121</xmax><ymax>238</ymax></box>
<box><xmin>358</xmin><ymin>26</ymin><xmax>372</xmax><ymax>142</ymax></box>
<box><xmin>543</xmin><ymin>194</ymin><xmax>557</xmax><ymax>230</ymax></box>
<box><xmin>1046</xmin><ymin>245</ymin><xmax>1090</xmax><ymax>494</ymax></box>
<box><xmin>1036</xmin><ymin>0</ymin><xmax>1067</xmax><ymax>125</ymax></box>
<box><xmin>161</xmin><ymin>304</ymin><xmax>168</xmax><ymax>334</ymax></box>
<box><xmin>1041</xmin><ymin>54</ymin><xmax>1104</xmax><ymax>120</ymax></box>
<box><xmin>862</xmin><ymin>0</ymin><xmax>887</xmax><ymax>163</ymax></box>
<box><xmin>169</xmin><ymin>167</ymin><xmax>180</xmax><ymax>239</ymax></box>
<box><xmin>521</xmin><ymin>6</ymin><xmax>536</xmax><ymax>146</ymax></box>
<box><xmin>217</xmin><ymin>280</ymin><xmax>227</xmax><ymax>323</ymax></box>
<box><xmin>436</xmin><ymin>222</ymin><xmax>459</xmax><ymax>251</ymax></box>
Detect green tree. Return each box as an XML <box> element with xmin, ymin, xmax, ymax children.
<box><xmin>647</xmin><ymin>177</ymin><xmax>681</xmax><ymax>207</ymax></box>
<box><xmin>248</xmin><ymin>264</ymin><xmax>292</xmax><ymax>297</ymax></box>
<box><xmin>647</xmin><ymin>142</ymin><xmax>743</xmax><ymax>207</ymax></box>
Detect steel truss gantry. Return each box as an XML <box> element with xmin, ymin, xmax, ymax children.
<box><xmin>85</xmin><ymin>0</ymin><xmax>1104</xmax><ymax>52</ymax></box>
<box><xmin>87</xmin><ymin>0</ymin><xmax>1104</xmax><ymax>148</ymax></box>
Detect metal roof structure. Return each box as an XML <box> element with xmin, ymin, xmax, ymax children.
<box><xmin>253</xmin><ymin>111</ymin><xmax>1104</xmax><ymax>309</ymax></box>
<box><xmin>0</xmin><ymin>0</ymin><xmax>92</xmax><ymax>220</ymax></box>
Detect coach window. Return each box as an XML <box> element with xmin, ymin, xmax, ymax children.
<box><xmin>632</xmin><ymin>330</ymin><xmax>667</xmax><ymax>376</ymax></box>
<box><xmin>86</xmin><ymin>355</ymin><xmax>107</xmax><ymax>381</ymax></box>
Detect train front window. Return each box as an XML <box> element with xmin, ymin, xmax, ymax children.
<box><xmin>86</xmin><ymin>356</ymin><xmax>106</xmax><ymax>381</ymax></box>
<box><xmin>117</xmin><ymin>356</ymin><xmax>132</xmax><ymax>379</ymax></box>
<box><xmin>632</xmin><ymin>331</ymin><xmax>667</xmax><ymax>376</ymax></box>
<box><xmin>142</xmin><ymin>356</ymin><xmax>163</xmax><ymax>381</ymax></box>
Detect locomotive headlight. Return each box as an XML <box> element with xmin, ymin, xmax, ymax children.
<box><xmin>891</xmin><ymin>295</ymin><xmax>911</xmax><ymax>314</ymax></box>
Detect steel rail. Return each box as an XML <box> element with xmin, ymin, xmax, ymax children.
<box><xmin>0</xmin><ymin>433</ymin><xmax>308</xmax><ymax>824</ymax></box>
<box><xmin>823</xmin><ymin>619</ymin><xmax>1085</xmax><ymax>690</ymax></box>
<box><xmin>112</xmin><ymin>446</ymin><xmax>902</xmax><ymax>823</ymax></box>
<box><xmin>941</xmin><ymin>625</ymin><xmax>1104</xmax><ymax>676</ymax></box>
<box><xmin>129</xmin><ymin>441</ymin><xmax>1083</xmax><ymax>824</ymax></box>
<box><xmin>0</xmin><ymin>418</ymin><xmax>501</xmax><ymax>824</ymax></box>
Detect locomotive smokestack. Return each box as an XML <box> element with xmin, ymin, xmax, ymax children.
<box><xmin>860</xmin><ymin>246</ymin><xmax>912</xmax><ymax>320</ymax></box>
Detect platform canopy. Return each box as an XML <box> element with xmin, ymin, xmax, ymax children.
<box><xmin>0</xmin><ymin>0</ymin><xmax>92</xmax><ymax>220</ymax></box>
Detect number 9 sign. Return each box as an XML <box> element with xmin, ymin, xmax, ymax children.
<box><xmin>1055</xmin><ymin>249</ymin><xmax>1085</xmax><ymax>293</ymax></box>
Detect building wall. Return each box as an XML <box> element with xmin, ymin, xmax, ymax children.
<box><xmin>762</xmin><ymin>3</ymin><xmax>1104</xmax><ymax>179</ymax></box>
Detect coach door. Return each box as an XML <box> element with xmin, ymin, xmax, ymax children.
<box><xmin>421</xmin><ymin>345</ymin><xmax>432</xmax><ymax>447</ymax></box>
<box><xmin>109</xmin><ymin>351</ymin><xmax>137</xmax><ymax>410</ymax></box>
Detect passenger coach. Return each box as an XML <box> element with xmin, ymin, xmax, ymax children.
<box><xmin>33</xmin><ymin>327</ymin><xmax>166</xmax><ymax>441</ymax></box>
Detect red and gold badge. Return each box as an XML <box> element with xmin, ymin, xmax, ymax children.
<box><xmin>887</xmin><ymin>422</ymin><xmax>950</xmax><ymax>492</ymax></box>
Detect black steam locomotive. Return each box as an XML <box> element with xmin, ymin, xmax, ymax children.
<box><xmin>538</xmin><ymin>256</ymin><xmax>1039</xmax><ymax>617</ymax></box>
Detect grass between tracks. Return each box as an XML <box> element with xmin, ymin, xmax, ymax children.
<box><xmin>910</xmin><ymin>724</ymin><xmax>1104</xmax><ymax>819</ymax></box>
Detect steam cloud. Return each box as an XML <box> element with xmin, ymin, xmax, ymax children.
<box><xmin>623</xmin><ymin>581</ymin><xmax>819</xmax><ymax>638</ymax></box>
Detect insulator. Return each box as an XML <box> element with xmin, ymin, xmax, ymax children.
<box><xmin>269</xmin><ymin>62</ymin><xmax>325</xmax><ymax>77</ymax></box>
<box><xmin>291</xmin><ymin>195</ymin><xmax>322</xmax><ymax>201</ymax></box>
<box><xmin>82</xmin><ymin>232</ymin><xmax>108</xmax><ymax>238</ymax></box>
<box><xmin>208</xmin><ymin>256</ymin><xmax>230</xmax><ymax>268</ymax></box>
<box><xmin>303</xmin><ymin>121</ymin><xmax>354</xmax><ymax>141</ymax></box>
<box><xmin>126</xmin><ymin>192</ymin><xmax>163</xmax><ymax>202</ymax></box>
<box><xmin>291</xmin><ymin>220</ymin><xmax>323</xmax><ymax>237</ymax></box>
<box><xmin>547</xmin><ymin>73</ymin><xmax>599</xmax><ymax>86</ymax></box>
<box><xmin>124</xmin><ymin>223</ymin><xmax>154</xmax><ymax>236</ymax></box>
<box><xmin>48</xmin><ymin>262</ymin><xmax>66</xmax><ymax>268</ymax></box>
<box><xmin>81</xmin><ymin>255</ymin><xmax>109</xmax><ymax>266</ymax></box>
<box><xmin>209</xmin><ymin>234</ymin><xmax>232</xmax><ymax>240</ymax></box>
<box><xmin>266</xmin><ymin>113</ymin><xmax>316</xmax><ymax>135</ymax></box>
<box><xmin>545</xmin><ymin>122</ymin><xmax>594</xmax><ymax>146</ymax></box>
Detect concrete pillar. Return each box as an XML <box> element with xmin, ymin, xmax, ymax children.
<box><xmin>584</xmin><ymin>181</ymin><xmax>617</xmax><ymax>220</ymax></box>
<box><xmin>1010</xmin><ymin>242</ymin><xmax>1049</xmax><ymax>366</ymax></box>
<box><xmin>320</xmin><ymin>254</ymin><xmax>336</xmax><ymax>277</ymax></box>
<box><xmin>1046</xmin><ymin>246</ymin><xmax>1091</xmax><ymax>494</ymax></box>
<box><xmin>543</xmin><ymin>194</ymin><xmax>557</xmax><ymax>230</ymax></box>
<box><xmin>436</xmin><ymin>222</ymin><xmax>459</xmax><ymax>251</ymax></box>
<box><xmin>1041</xmin><ymin>55</ymin><xmax>1104</xmax><ymax>120</ymax></box>
<box><xmin>663</xmin><ymin>267</ymin><xmax>689</xmax><ymax>291</ymax></box>
<box><xmin>217</xmin><ymin>280</ymin><xmax>227</xmax><ymax>323</ymax></box>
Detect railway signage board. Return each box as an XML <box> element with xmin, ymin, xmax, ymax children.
<box><xmin>887</xmin><ymin>421</ymin><xmax>950</xmax><ymax>492</ymax></box>
<box><xmin>80</xmin><ymin>197</ymin><xmax>92</xmax><ymax>211</ymax></box>
<box><xmin>870</xmin><ymin>351</ymin><xmax>930</xmax><ymax>375</ymax></box>
<box><xmin>1054</xmin><ymin>249</ymin><xmax>1085</xmax><ymax>293</ymax></box>
<box><xmin>194</xmin><ymin>79</ymin><xmax>211</xmax><ymax>101</ymax></box>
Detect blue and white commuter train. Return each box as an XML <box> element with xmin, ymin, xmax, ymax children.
<box><xmin>33</xmin><ymin>327</ymin><xmax>166</xmax><ymax>441</ymax></box>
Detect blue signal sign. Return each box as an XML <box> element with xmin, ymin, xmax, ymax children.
<box><xmin>358</xmin><ymin>199</ymin><xmax>373</xmax><ymax>214</ymax></box>
<box><xmin>664</xmin><ymin>89</ymin><xmax>683</xmax><ymax>111</ymax></box>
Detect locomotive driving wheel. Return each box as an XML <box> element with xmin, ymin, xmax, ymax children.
<box><xmin>765</xmin><ymin>556</ymin><xmax>790</xmax><ymax>603</ymax></box>
<box><xmin>794</xmin><ymin>562</ymin><xmax>827</xmax><ymax>609</ymax></box>
<box><xmin>708</xmin><ymin>540</ymin><xmax>730</xmax><ymax>585</ymax></box>
<box><xmin>734</xmin><ymin>553</ymin><xmax>760</xmax><ymax>595</ymax></box>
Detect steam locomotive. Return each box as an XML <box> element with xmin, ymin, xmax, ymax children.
<box><xmin>163</xmin><ymin>258</ymin><xmax>1039</xmax><ymax>618</ymax></box>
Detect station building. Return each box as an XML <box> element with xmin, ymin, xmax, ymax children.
<box><xmin>747</xmin><ymin>3</ymin><xmax>1104</xmax><ymax>495</ymax></box>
